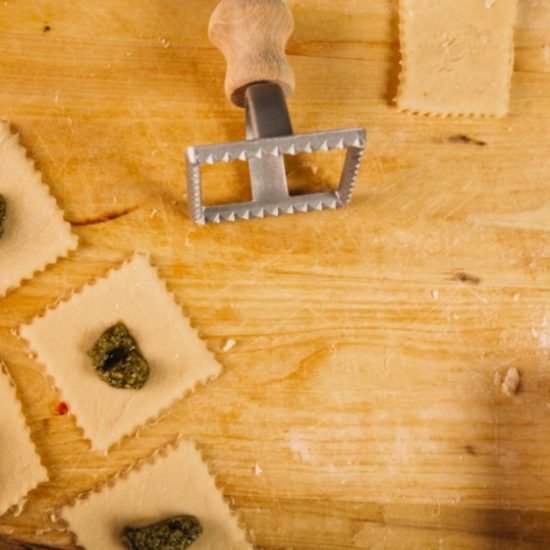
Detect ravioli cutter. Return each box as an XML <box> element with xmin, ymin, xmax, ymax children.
<box><xmin>186</xmin><ymin>0</ymin><xmax>366</xmax><ymax>225</ymax></box>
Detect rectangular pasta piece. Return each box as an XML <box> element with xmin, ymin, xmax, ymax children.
<box><xmin>0</xmin><ymin>360</ymin><xmax>48</xmax><ymax>516</ymax></box>
<box><xmin>0</xmin><ymin>121</ymin><xmax>77</xmax><ymax>297</ymax></box>
<box><xmin>19</xmin><ymin>255</ymin><xmax>223</xmax><ymax>452</ymax></box>
<box><xmin>397</xmin><ymin>0</ymin><xmax>518</xmax><ymax>117</ymax></box>
<box><xmin>60</xmin><ymin>440</ymin><xmax>252</xmax><ymax>549</ymax></box>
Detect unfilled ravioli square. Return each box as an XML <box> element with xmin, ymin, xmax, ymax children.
<box><xmin>0</xmin><ymin>121</ymin><xmax>77</xmax><ymax>297</ymax></box>
<box><xmin>0</xmin><ymin>361</ymin><xmax>48</xmax><ymax>516</ymax></box>
<box><xmin>61</xmin><ymin>440</ymin><xmax>252</xmax><ymax>550</ymax></box>
<box><xmin>20</xmin><ymin>255</ymin><xmax>222</xmax><ymax>452</ymax></box>
<box><xmin>397</xmin><ymin>0</ymin><xmax>517</xmax><ymax>117</ymax></box>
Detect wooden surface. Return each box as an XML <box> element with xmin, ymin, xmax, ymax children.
<box><xmin>0</xmin><ymin>1</ymin><xmax>549</xmax><ymax>548</ymax></box>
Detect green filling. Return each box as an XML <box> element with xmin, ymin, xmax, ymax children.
<box><xmin>0</xmin><ymin>195</ymin><xmax>6</xmax><ymax>238</ymax></box>
<box><xmin>87</xmin><ymin>322</ymin><xmax>149</xmax><ymax>389</ymax></box>
<box><xmin>120</xmin><ymin>515</ymin><xmax>202</xmax><ymax>550</ymax></box>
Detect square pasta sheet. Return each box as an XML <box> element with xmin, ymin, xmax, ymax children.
<box><xmin>0</xmin><ymin>121</ymin><xmax>77</xmax><ymax>297</ymax></box>
<box><xmin>61</xmin><ymin>440</ymin><xmax>252</xmax><ymax>550</ymax></box>
<box><xmin>20</xmin><ymin>255</ymin><xmax>222</xmax><ymax>452</ymax></box>
<box><xmin>0</xmin><ymin>361</ymin><xmax>48</xmax><ymax>516</ymax></box>
<box><xmin>397</xmin><ymin>0</ymin><xmax>518</xmax><ymax>117</ymax></box>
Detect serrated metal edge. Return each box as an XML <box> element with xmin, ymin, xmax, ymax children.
<box><xmin>190</xmin><ymin>128</ymin><xmax>366</xmax><ymax>165</ymax></box>
<box><xmin>201</xmin><ymin>193</ymin><xmax>344</xmax><ymax>224</ymax></box>
<box><xmin>186</xmin><ymin>128</ymin><xmax>367</xmax><ymax>225</ymax></box>
<box><xmin>186</xmin><ymin>149</ymin><xmax>206</xmax><ymax>225</ymax></box>
<box><xmin>337</xmin><ymin>143</ymin><xmax>366</xmax><ymax>207</ymax></box>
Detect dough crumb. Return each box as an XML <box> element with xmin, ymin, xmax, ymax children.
<box><xmin>254</xmin><ymin>463</ymin><xmax>263</xmax><ymax>476</ymax></box>
<box><xmin>159</xmin><ymin>37</ymin><xmax>171</xmax><ymax>48</ymax></box>
<box><xmin>35</xmin><ymin>528</ymin><xmax>54</xmax><ymax>536</ymax></box>
<box><xmin>431</xmin><ymin>289</ymin><xmax>440</xmax><ymax>300</ymax></box>
<box><xmin>150</xmin><ymin>208</ymin><xmax>158</xmax><ymax>218</ymax></box>
<box><xmin>222</xmin><ymin>339</ymin><xmax>236</xmax><ymax>352</ymax></box>
<box><xmin>512</xmin><ymin>293</ymin><xmax>521</xmax><ymax>302</ymax></box>
<box><xmin>502</xmin><ymin>368</ymin><xmax>520</xmax><ymax>396</ymax></box>
<box><xmin>485</xmin><ymin>0</ymin><xmax>498</xmax><ymax>7</ymax></box>
<box><xmin>13</xmin><ymin>497</ymin><xmax>27</xmax><ymax>516</ymax></box>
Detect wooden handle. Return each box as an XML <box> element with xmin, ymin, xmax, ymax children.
<box><xmin>209</xmin><ymin>0</ymin><xmax>295</xmax><ymax>107</ymax></box>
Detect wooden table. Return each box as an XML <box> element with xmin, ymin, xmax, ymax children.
<box><xmin>0</xmin><ymin>1</ymin><xmax>549</xmax><ymax>548</ymax></box>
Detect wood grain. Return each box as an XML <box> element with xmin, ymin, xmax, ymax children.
<box><xmin>0</xmin><ymin>0</ymin><xmax>549</xmax><ymax>548</ymax></box>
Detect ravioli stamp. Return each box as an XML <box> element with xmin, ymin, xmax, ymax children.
<box><xmin>0</xmin><ymin>121</ymin><xmax>77</xmax><ymax>297</ymax></box>
<box><xmin>19</xmin><ymin>255</ymin><xmax>223</xmax><ymax>452</ymax></box>
<box><xmin>397</xmin><ymin>0</ymin><xmax>518</xmax><ymax>117</ymax></box>
<box><xmin>0</xmin><ymin>360</ymin><xmax>49</xmax><ymax>516</ymax></box>
<box><xmin>60</xmin><ymin>440</ymin><xmax>252</xmax><ymax>550</ymax></box>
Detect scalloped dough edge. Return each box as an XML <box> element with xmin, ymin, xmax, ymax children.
<box><xmin>0</xmin><ymin>121</ymin><xmax>78</xmax><ymax>298</ymax></box>
<box><xmin>17</xmin><ymin>253</ymin><xmax>225</xmax><ymax>454</ymax></box>
<box><xmin>395</xmin><ymin>0</ymin><xmax>518</xmax><ymax>118</ymax></box>
<box><xmin>55</xmin><ymin>437</ymin><xmax>254</xmax><ymax>549</ymax></box>
<box><xmin>0</xmin><ymin>359</ymin><xmax>49</xmax><ymax>517</ymax></box>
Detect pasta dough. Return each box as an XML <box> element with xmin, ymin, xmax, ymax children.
<box><xmin>20</xmin><ymin>255</ymin><xmax>222</xmax><ymax>452</ymax></box>
<box><xmin>397</xmin><ymin>0</ymin><xmax>518</xmax><ymax>117</ymax></box>
<box><xmin>60</xmin><ymin>440</ymin><xmax>252</xmax><ymax>550</ymax></box>
<box><xmin>0</xmin><ymin>360</ymin><xmax>48</xmax><ymax>516</ymax></box>
<box><xmin>0</xmin><ymin>121</ymin><xmax>77</xmax><ymax>297</ymax></box>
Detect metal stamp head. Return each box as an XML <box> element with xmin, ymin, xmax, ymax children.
<box><xmin>186</xmin><ymin>1</ymin><xmax>367</xmax><ymax>225</ymax></box>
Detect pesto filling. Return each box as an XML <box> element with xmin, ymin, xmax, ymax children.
<box><xmin>121</xmin><ymin>515</ymin><xmax>202</xmax><ymax>550</ymax></box>
<box><xmin>88</xmin><ymin>322</ymin><xmax>150</xmax><ymax>389</ymax></box>
<box><xmin>0</xmin><ymin>194</ymin><xmax>6</xmax><ymax>238</ymax></box>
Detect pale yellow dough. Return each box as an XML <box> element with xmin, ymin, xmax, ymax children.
<box><xmin>61</xmin><ymin>440</ymin><xmax>252</xmax><ymax>550</ymax></box>
<box><xmin>0</xmin><ymin>121</ymin><xmax>77</xmax><ymax>297</ymax></box>
<box><xmin>0</xmin><ymin>361</ymin><xmax>48</xmax><ymax>516</ymax></box>
<box><xmin>397</xmin><ymin>0</ymin><xmax>518</xmax><ymax>117</ymax></box>
<box><xmin>20</xmin><ymin>255</ymin><xmax>222</xmax><ymax>452</ymax></box>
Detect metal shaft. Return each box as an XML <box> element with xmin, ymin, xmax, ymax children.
<box><xmin>245</xmin><ymin>82</ymin><xmax>293</xmax><ymax>202</ymax></box>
